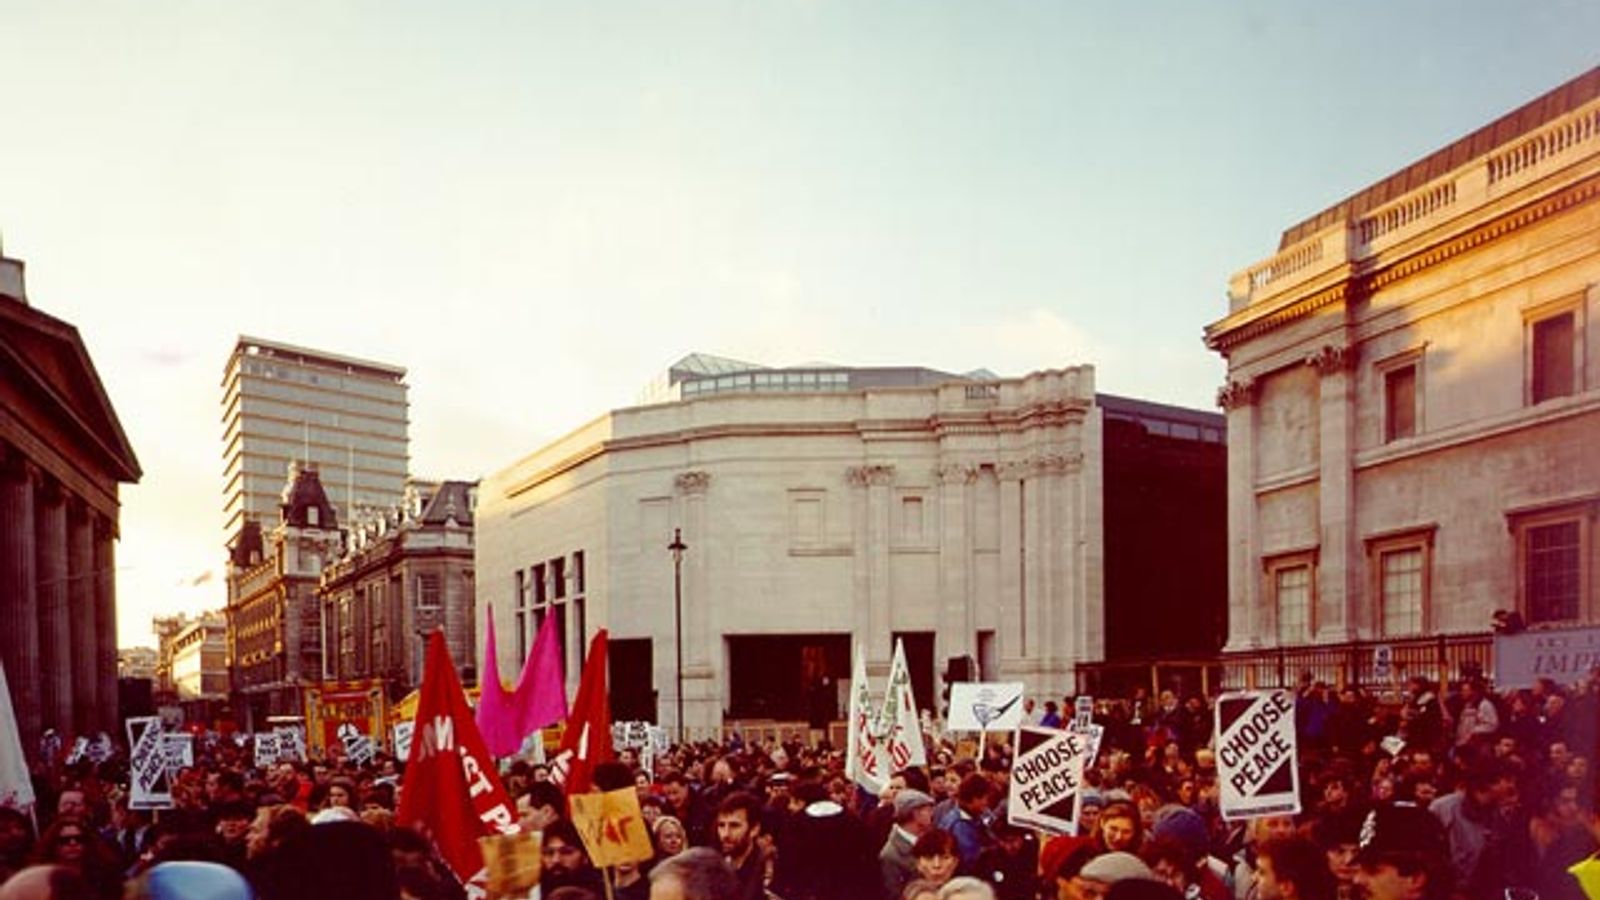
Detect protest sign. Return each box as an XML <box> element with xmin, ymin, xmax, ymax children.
<box><xmin>1372</xmin><ymin>645</ymin><xmax>1394</xmax><ymax>682</ymax></box>
<box><xmin>1069</xmin><ymin>722</ymin><xmax>1104</xmax><ymax>769</ymax></box>
<box><xmin>1214</xmin><ymin>690</ymin><xmax>1300</xmax><ymax>820</ymax></box>
<box><xmin>126</xmin><ymin>717</ymin><xmax>174</xmax><ymax>810</ymax></box>
<box><xmin>1073</xmin><ymin>696</ymin><xmax>1094</xmax><ymax>729</ymax></box>
<box><xmin>1008</xmin><ymin>726</ymin><xmax>1091</xmax><ymax>835</ymax></box>
<box><xmin>254</xmin><ymin>733</ymin><xmax>281</xmax><ymax>769</ymax></box>
<box><xmin>479</xmin><ymin>831</ymin><xmax>542</xmax><ymax>897</ymax></box>
<box><xmin>611</xmin><ymin>721</ymin><xmax>652</xmax><ymax>749</ymax></box>
<box><xmin>947</xmin><ymin>682</ymin><xmax>1026</xmax><ymax>732</ymax></box>
<box><xmin>163</xmin><ymin>733</ymin><xmax>194</xmax><ymax>775</ymax></box>
<box><xmin>1495</xmin><ymin>624</ymin><xmax>1600</xmax><ymax>689</ymax></box>
<box><xmin>0</xmin><ymin>661</ymin><xmax>35</xmax><ymax>812</ymax></box>
<box><xmin>569</xmin><ymin>787</ymin><xmax>655</xmax><ymax>868</ymax></box>
<box><xmin>338</xmin><ymin>722</ymin><xmax>377</xmax><ymax>766</ymax></box>
<box><xmin>845</xmin><ymin>651</ymin><xmax>887</xmax><ymax>792</ymax></box>
<box><xmin>392</xmin><ymin>720</ymin><xmax>415</xmax><ymax>762</ymax></box>
<box><xmin>879</xmin><ymin>640</ymin><xmax>928</xmax><ymax>769</ymax></box>
<box><xmin>65</xmin><ymin>736</ymin><xmax>89</xmax><ymax>766</ymax></box>
<box><xmin>274</xmin><ymin>726</ymin><xmax>307</xmax><ymax>762</ymax></box>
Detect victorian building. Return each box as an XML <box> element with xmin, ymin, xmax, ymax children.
<box><xmin>0</xmin><ymin>249</ymin><xmax>140</xmax><ymax>755</ymax></box>
<box><xmin>477</xmin><ymin>355</ymin><xmax>1224</xmax><ymax>735</ymax></box>
<box><xmin>317</xmin><ymin>480</ymin><xmax>477</xmax><ymax>696</ymax></box>
<box><xmin>1205</xmin><ymin>67</ymin><xmax>1600</xmax><ymax>684</ymax></box>
<box><xmin>165</xmin><ymin>612</ymin><xmax>228</xmax><ymax>726</ymax></box>
<box><xmin>225</xmin><ymin>463</ymin><xmax>343</xmax><ymax>728</ymax></box>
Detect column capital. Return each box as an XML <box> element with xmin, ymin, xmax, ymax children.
<box><xmin>934</xmin><ymin>463</ymin><xmax>978</xmax><ymax>485</ymax></box>
<box><xmin>674</xmin><ymin>470</ymin><xmax>711</xmax><ymax>494</ymax></box>
<box><xmin>846</xmin><ymin>464</ymin><xmax>896</xmax><ymax>488</ymax></box>
<box><xmin>1305</xmin><ymin>343</ymin><xmax>1353</xmax><ymax>376</ymax></box>
<box><xmin>1216</xmin><ymin>378</ymin><xmax>1258</xmax><ymax>410</ymax></box>
<box><xmin>1029</xmin><ymin>452</ymin><xmax>1082</xmax><ymax>476</ymax></box>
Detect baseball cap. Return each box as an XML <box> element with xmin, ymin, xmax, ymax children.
<box><xmin>1354</xmin><ymin>804</ymin><xmax>1448</xmax><ymax>867</ymax></box>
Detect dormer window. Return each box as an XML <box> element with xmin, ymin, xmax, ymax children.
<box><xmin>307</xmin><ymin>507</ymin><xmax>319</xmax><ymax>527</ymax></box>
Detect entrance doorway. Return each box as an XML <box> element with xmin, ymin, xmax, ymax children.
<box><xmin>609</xmin><ymin>638</ymin><xmax>656</xmax><ymax>723</ymax></box>
<box><xmin>726</xmin><ymin>634</ymin><xmax>850</xmax><ymax>726</ymax></box>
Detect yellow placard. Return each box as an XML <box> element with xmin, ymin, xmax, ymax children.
<box><xmin>478</xmin><ymin>830</ymin><xmax>542</xmax><ymax>898</ymax></box>
<box><xmin>569</xmin><ymin>787</ymin><xmax>655</xmax><ymax>868</ymax></box>
<box><xmin>1570</xmin><ymin>855</ymin><xmax>1600</xmax><ymax>900</ymax></box>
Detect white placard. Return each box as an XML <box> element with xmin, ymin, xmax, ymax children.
<box><xmin>1073</xmin><ymin>696</ymin><xmax>1094</xmax><ymax>729</ymax></box>
<box><xmin>162</xmin><ymin>733</ymin><xmax>194</xmax><ymax>775</ymax></box>
<box><xmin>1214</xmin><ymin>690</ymin><xmax>1300</xmax><ymax>821</ymax></box>
<box><xmin>1372</xmin><ymin>645</ymin><xmax>1394</xmax><ymax>682</ymax></box>
<box><xmin>126</xmin><ymin>717</ymin><xmax>173</xmax><ymax>810</ymax></box>
<box><xmin>1008</xmin><ymin>726</ymin><xmax>1091</xmax><ymax>835</ymax></box>
<box><xmin>273</xmin><ymin>726</ymin><xmax>306</xmax><ymax>762</ymax></box>
<box><xmin>1494</xmin><ymin>625</ymin><xmax>1600</xmax><ymax>690</ymax></box>
<box><xmin>253</xmin><ymin>733</ymin><xmax>281</xmax><ymax>769</ymax></box>
<box><xmin>392</xmin><ymin>720</ymin><xmax>414</xmax><ymax>762</ymax></box>
<box><xmin>947</xmin><ymin>682</ymin><xmax>1027</xmax><ymax>732</ymax></box>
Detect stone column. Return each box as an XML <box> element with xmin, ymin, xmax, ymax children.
<box><xmin>1218</xmin><ymin>379</ymin><xmax>1261</xmax><ymax>649</ymax></box>
<box><xmin>94</xmin><ymin>518</ymin><xmax>118</xmax><ymax>734</ymax></box>
<box><xmin>0</xmin><ymin>451</ymin><xmax>41</xmax><ymax>752</ymax></box>
<box><xmin>1309</xmin><ymin>345</ymin><xmax>1359</xmax><ymax>641</ymax></box>
<box><xmin>35</xmin><ymin>476</ymin><xmax>72</xmax><ymax>734</ymax></box>
<box><xmin>936</xmin><ymin>463</ymin><xmax>976</xmax><ymax>665</ymax></box>
<box><xmin>67</xmin><ymin>499</ymin><xmax>97</xmax><ymax>735</ymax></box>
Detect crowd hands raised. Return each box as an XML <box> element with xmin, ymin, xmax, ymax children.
<box><xmin>2</xmin><ymin>669</ymin><xmax>1596</xmax><ymax>900</ymax></box>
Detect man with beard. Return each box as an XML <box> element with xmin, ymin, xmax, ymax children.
<box><xmin>717</xmin><ymin>792</ymin><xmax>769</xmax><ymax>900</ymax></box>
<box><xmin>541</xmin><ymin>819</ymin><xmax>605</xmax><ymax>895</ymax></box>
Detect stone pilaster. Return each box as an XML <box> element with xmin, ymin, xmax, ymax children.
<box><xmin>996</xmin><ymin>465</ymin><xmax>1025</xmax><ymax>661</ymax></box>
<box><xmin>846</xmin><ymin>464</ymin><xmax>895</xmax><ymax>671</ymax></box>
<box><xmin>35</xmin><ymin>477</ymin><xmax>72</xmax><ymax>734</ymax></box>
<box><xmin>1308</xmin><ymin>344</ymin><xmax>1358</xmax><ymax>641</ymax></box>
<box><xmin>1218</xmin><ymin>379</ymin><xmax>1262</xmax><ymax>649</ymax></box>
<box><xmin>936</xmin><ymin>463</ymin><xmax>978</xmax><ymax>664</ymax></box>
<box><xmin>67</xmin><ymin>499</ymin><xmax>97</xmax><ymax>735</ymax></box>
<box><xmin>94</xmin><ymin>518</ymin><xmax>117</xmax><ymax>733</ymax></box>
<box><xmin>0</xmin><ymin>451</ymin><xmax>41</xmax><ymax>752</ymax></box>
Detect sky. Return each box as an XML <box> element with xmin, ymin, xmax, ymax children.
<box><xmin>0</xmin><ymin>2</ymin><xmax>1595</xmax><ymax>647</ymax></box>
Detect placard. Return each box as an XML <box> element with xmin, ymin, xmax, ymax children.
<box><xmin>162</xmin><ymin>733</ymin><xmax>194</xmax><ymax>775</ymax></box>
<box><xmin>946</xmin><ymin>682</ymin><xmax>1026</xmax><ymax>732</ymax></box>
<box><xmin>392</xmin><ymin>720</ymin><xmax>415</xmax><ymax>762</ymax></box>
<box><xmin>126</xmin><ymin>717</ymin><xmax>173</xmax><ymax>809</ymax></box>
<box><xmin>1073</xmin><ymin>696</ymin><xmax>1094</xmax><ymax>729</ymax></box>
<box><xmin>1494</xmin><ymin>625</ymin><xmax>1600</xmax><ymax>690</ymax></box>
<box><xmin>569</xmin><ymin>787</ymin><xmax>654</xmax><ymax>868</ymax></box>
<box><xmin>1214</xmin><ymin>690</ymin><xmax>1300</xmax><ymax>820</ymax></box>
<box><xmin>1372</xmin><ymin>645</ymin><xmax>1394</xmax><ymax>682</ymax></box>
<box><xmin>274</xmin><ymin>726</ymin><xmax>307</xmax><ymax>762</ymax></box>
<box><xmin>1007</xmin><ymin>726</ymin><xmax>1091</xmax><ymax>835</ymax></box>
<box><xmin>253</xmin><ymin>733</ymin><xmax>281</xmax><ymax>769</ymax></box>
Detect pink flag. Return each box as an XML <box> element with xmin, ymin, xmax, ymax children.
<box><xmin>474</xmin><ymin>605</ymin><xmax>569</xmax><ymax>757</ymax></box>
<box><xmin>513</xmin><ymin>609</ymin><xmax>568</xmax><ymax>734</ymax></box>
<box><xmin>474</xmin><ymin>605</ymin><xmax>524</xmax><ymax>756</ymax></box>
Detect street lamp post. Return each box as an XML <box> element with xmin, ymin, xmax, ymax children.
<box><xmin>668</xmin><ymin>527</ymin><xmax>687</xmax><ymax>743</ymax></box>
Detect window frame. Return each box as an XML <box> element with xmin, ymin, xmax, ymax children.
<box><xmin>1507</xmin><ymin>498</ymin><xmax>1597</xmax><ymax>627</ymax></box>
<box><xmin>1364</xmin><ymin>525</ymin><xmax>1436</xmax><ymax>638</ymax></box>
<box><xmin>1263</xmin><ymin>548</ymin><xmax>1318</xmax><ymax>646</ymax></box>
<box><xmin>1374</xmin><ymin>347</ymin><xmax>1425</xmax><ymax>444</ymax></box>
<box><xmin>1524</xmin><ymin>295</ymin><xmax>1586</xmax><ymax>406</ymax></box>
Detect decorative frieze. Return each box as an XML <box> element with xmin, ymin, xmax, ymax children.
<box><xmin>674</xmin><ymin>471</ymin><xmax>712</xmax><ymax>494</ymax></box>
<box><xmin>846</xmin><ymin>464</ymin><xmax>896</xmax><ymax>487</ymax></box>
<box><xmin>1030</xmin><ymin>453</ymin><xmax>1083</xmax><ymax>475</ymax></box>
<box><xmin>1216</xmin><ymin>379</ymin><xmax>1258</xmax><ymax>411</ymax></box>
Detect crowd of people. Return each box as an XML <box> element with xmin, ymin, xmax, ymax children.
<box><xmin>1</xmin><ymin>669</ymin><xmax>1595</xmax><ymax>900</ymax></box>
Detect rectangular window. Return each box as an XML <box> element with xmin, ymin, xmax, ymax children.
<box><xmin>532</xmin><ymin>563</ymin><xmax>547</xmax><ymax>604</ymax></box>
<box><xmin>1527</xmin><ymin>521</ymin><xmax>1582</xmax><ymax>624</ymax></box>
<box><xmin>417</xmin><ymin>574</ymin><xmax>442</xmax><ymax>610</ymax></box>
<box><xmin>551</xmin><ymin>557</ymin><xmax>567</xmax><ymax>599</ymax></box>
<box><xmin>1384</xmin><ymin>365</ymin><xmax>1417</xmax><ymax>441</ymax></box>
<box><xmin>573</xmin><ymin>551</ymin><xmax>585</xmax><ymax>594</ymax></box>
<box><xmin>1275</xmin><ymin>566</ymin><xmax>1311</xmax><ymax>645</ymax></box>
<box><xmin>1380</xmin><ymin>548</ymin><xmax>1424</xmax><ymax>636</ymax></box>
<box><xmin>901</xmin><ymin>496</ymin><xmax>925</xmax><ymax>543</ymax></box>
<box><xmin>1532</xmin><ymin>312</ymin><xmax>1576</xmax><ymax>403</ymax></box>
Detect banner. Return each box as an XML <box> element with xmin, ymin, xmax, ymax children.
<box><xmin>0</xmin><ymin>661</ymin><xmax>35</xmax><ymax>811</ymax></box>
<box><xmin>569</xmin><ymin>787</ymin><xmax>655</xmax><ymax>868</ymax></box>
<box><xmin>1495</xmin><ymin>625</ymin><xmax>1600</xmax><ymax>689</ymax></box>
<box><xmin>845</xmin><ymin>650</ymin><xmax>886</xmax><ymax>793</ymax></box>
<box><xmin>1215</xmin><ymin>691</ymin><xmax>1300</xmax><ymax>820</ymax></box>
<box><xmin>397</xmin><ymin>631</ymin><xmax>519</xmax><ymax>895</ymax></box>
<box><xmin>552</xmin><ymin>631</ymin><xmax>612</xmax><ymax>795</ymax></box>
<box><xmin>126</xmin><ymin>717</ymin><xmax>174</xmax><ymax>810</ymax></box>
<box><xmin>304</xmin><ymin>680</ymin><xmax>387</xmax><ymax>757</ymax></box>
<box><xmin>879</xmin><ymin>640</ymin><xmax>928</xmax><ymax>769</ymax></box>
<box><xmin>947</xmin><ymin>682</ymin><xmax>1026</xmax><ymax>732</ymax></box>
<box><xmin>1008</xmin><ymin>726</ymin><xmax>1092</xmax><ymax>835</ymax></box>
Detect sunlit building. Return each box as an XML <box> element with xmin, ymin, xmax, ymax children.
<box><xmin>1205</xmin><ymin>67</ymin><xmax>1600</xmax><ymax>681</ymax></box>
<box><xmin>477</xmin><ymin>355</ymin><xmax>1224</xmax><ymax>735</ymax></box>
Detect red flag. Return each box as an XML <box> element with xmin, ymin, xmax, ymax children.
<box><xmin>552</xmin><ymin>629</ymin><xmax>612</xmax><ymax>794</ymax></box>
<box><xmin>398</xmin><ymin>631</ymin><xmax>519</xmax><ymax>886</ymax></box>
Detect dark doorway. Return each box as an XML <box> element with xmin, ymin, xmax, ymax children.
<box><xmin>726</xmin><ymin>634</ymin><xmax>850</xmax><ymax>726</ymax></box>
<box><xmin>609</xmin><ymin>638</ymin><xmax>656</xmax><ymax>723</ymax></box>
<box><xmin>891</xmin><ymin>631</ymin><xmax>936</xmax><ymax>715</ymax></box>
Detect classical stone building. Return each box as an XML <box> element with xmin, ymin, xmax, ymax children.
<box><xmin>165</xmin><ymin>612</ymin><xmax>228</xmax><ymax>725</ymax></box>
<box><xmin>0</xmin><ymin>250</ymin><xmax>140</xmax><ymax>755</ymax></box>
<box><xmin>477</xmin><ymin>356</ymin><xmax>1224</xmax><ymax>734</ymax></box>
<box><xmin>1205</xmin><ymin>68</ymin><xmax>1600</xmax><ymax>674</ymax></box>
<box><xmin>225</xmin><ymin>463</ymin><xmax>343</xmax><ymax>728</ymax></box>
<box><xmin>318</xmin><ymin>480</ymin><xmax>477</xmax><ymax>696</ymax></box>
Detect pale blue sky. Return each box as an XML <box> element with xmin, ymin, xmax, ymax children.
<box><xmin>0</xmin><ymin>2</ymin><xmax>1594</xmax><ymax>645</ymax></box>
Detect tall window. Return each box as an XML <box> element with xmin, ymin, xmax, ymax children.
<box><xmin>417</xmin><ymin>573</ymin><xmax>442</xmax><ymax>611</ymax></box>
<box><xmin>1274</xmin><ymin>565</ymin><xmax>1311</xmax><ymax>645</ymax></box>
<box><xmin>1380</xmin><ymin>549</ymin><xmax>1424</xmax><ymax>636</ymax></box>
<box><xmin>1384</xmin><ymin>365</ymin><xmax>1417</xmax><ymax>441</ymax></box>
<box><xmin>514</xmin><ymin>569</ymin><xmax>530</xmax><ymax>662</ymax></box>
<box><xmin>1531</xmin><ymin>311</ymin><xmax>1576</xmax><ymax>403</ymax></box>
<box><xmin>1510</xmin><ymin>502</ymin><xmax>1594</xmax><ymax>627</ymax></box>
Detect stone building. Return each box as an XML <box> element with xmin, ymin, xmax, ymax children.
<box><xmin>225</xmin><ymin>463</ymin><xmax>343</xmax><ymax>728</ymax></box>
<box><xmin>0</xmin><ymin>249</ymin><xmax>140</xmax><ymax>755</ymax></box>
<box><xmin>167</xmin><ymin>612</ymin><xmax>228</xmax><ymax>725</ymax></box>
<box><xmin>1204</xmin><ymin>68</ymin><xmax>1600</xmax><ymax>676</ymax></box>
<box><xmin>477</xmin><ymin>356</ymin><xmax>1224</xmax><ymax>735</ymax></box>
<box><xmin>318</xmin><ymin>480</ymin><xmax>477</xmax><ymax>696</ymax></box>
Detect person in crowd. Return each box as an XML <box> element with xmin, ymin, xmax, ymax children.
<box><xmin>0</xmin><ymin>809</ymin><xmax>35</xmax><ymax>886</ymax></box>
<box><xmin>900</xmin><ymin>879</ymin><xmax>943</xmax><ymax>900</ymax></box>
<box><xmin>649</xmin><ymin>847</ymin><xmax>740</xmax><ymax>900</ymax></box>
<box><xmin>1253</xmin><ymin>837</ymin><xmax>1335</xmax><ymax>900</ymax></box>
<box><xmin>1427</xmin><ymin>758</ymin><xmax>1517</xmax><ymax>894</ymax></box>
<box><xmin>937</xmin><ymin>775</ymin><xmax>996</xmax><ymax>874</ymax></box>
<box><xmin>30</xmin><ymin>816</ymin><xmax>121</xmax><ymax>900</ymax></box>
<box><xmin>540</xmin><ymin>819</ymin><xmax>605</xmax><ymax>895</ymax></box>
<box><xmin>1074</xmin><ymin>852</ymin><xmax>1160</xmax><ymax>900</ymax></box>
<box><xmin>881</xmin><ymin>789</ymin><xmax>937</xmax><ymax>900</ymax></box>
<box><xmin>0</xmin><ymin>864</ymin><xmax>95</xmax><ymax>900</ymax></box>
<box><xmin>1098</xmin><ymin>803</ymin><xmax>1145</xmax><ymax>856</ymax></box>
<box><xmin>655</xmin><ymin>815</ymin><xmax>690</xmax><ymax>859</ymax></box>
<box><xmin>935</xmin><ymin>876</ymin><xmax>996</xmax><ymax>900</ymax></box>
<box><xmin>1351</xmin><ymin>805</ymin><xmax>1453</xmax><ymax>900</ymax></box>
<box><xmin>909</xmin><ymin>831</ymin><xmax>960</xmax><ymax>893</ymax></box>
<box><xmin>715</xmin><ymin>791</ymin><xmax>768</xmax><ymax>900</ymax></box>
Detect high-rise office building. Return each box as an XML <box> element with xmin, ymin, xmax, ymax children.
<box><xmin>222</xmin><ymin>336</ymin><xmax>408</xmax><ymax>539</ymax></box>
